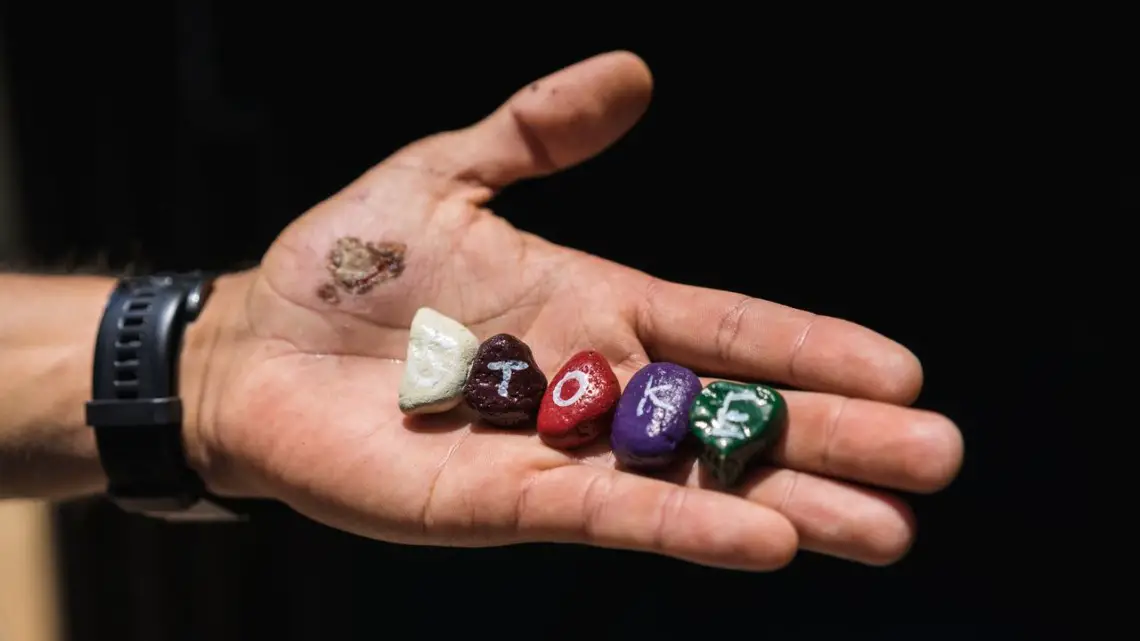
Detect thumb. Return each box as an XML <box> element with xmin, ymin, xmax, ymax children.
<box><xmin>381</xmin><ymin>51</ymin><xmax>654</xmax><ymax>192</ymax></box>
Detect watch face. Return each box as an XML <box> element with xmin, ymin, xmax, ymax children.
<box><xmin>180</xmin><ymin>274</ymin><xmax>213</xmax><ymax>319</ymax></box>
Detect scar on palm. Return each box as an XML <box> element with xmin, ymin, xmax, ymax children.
<box><xmin>317</xmin><ymin>236</ymin><xmax>407</xmax><ymax>304</ymax></box>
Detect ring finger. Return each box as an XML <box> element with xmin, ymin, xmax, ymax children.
<box><xmin>602</xmin><ymin>365</ymin><xmax>962</xmax><ymax>564</ymax></box>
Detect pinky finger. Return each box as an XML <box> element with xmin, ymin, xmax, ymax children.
<box><xmin>516</xmin><ymin>465</ymin><xmax>799</xmax><ymax>571</ymax></box>
<box><xmin>741</xmin><ymin>468</ymin><xmax>917</xmax><ymax>566</ymax></box>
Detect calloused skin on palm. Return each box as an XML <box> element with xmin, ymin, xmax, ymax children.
<box><xmin>194</xmin><ymin>52</ymin><xmax>964</xmax><ymax>571</ymax></box>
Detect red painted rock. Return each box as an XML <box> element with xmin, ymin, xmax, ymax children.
<box><xmin>536</xmin><ymin>350</ymin><xmax>620</xmax><ymax>449</ymax></box>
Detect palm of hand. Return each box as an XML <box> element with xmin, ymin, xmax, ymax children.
<box><xmin>199</xmin><ymin>52</ymin><xmax>963</xmax><ymax>571</ymax></box>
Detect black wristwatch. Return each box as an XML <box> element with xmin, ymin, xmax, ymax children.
<box><xmin>84</xmin><ymin>272</ymin><xmax>242</xmax><ymax>521</ymax></box>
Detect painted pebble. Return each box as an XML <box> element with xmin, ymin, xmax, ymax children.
<box><xmin>689</xmin><ymin>381</ymin><xmax>788</xmax><ymax>487</ymax></box>
<box><xmin>463</xmin><ymin>334</ymin><xmax>548</xmax><ymax>427</ymax></box>
<box><xmin>610</xmin><ymin>362</ymin><xmax>702</xmax><ymax>469</ymax></box>
<box><xmin>537</xmin><ymin>350</ymin><xmax>620</xmax><ymax>449</ymax></box>
<box><xmin>398</xmin><ymin>307</ymin><xmax>480</xmax><ymax>415</ymax></box>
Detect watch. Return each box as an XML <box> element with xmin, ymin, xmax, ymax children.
<box><xmin>84</xmin><ymin>272</ymin><xmax>242</xmax><ymax>521</ymax></box>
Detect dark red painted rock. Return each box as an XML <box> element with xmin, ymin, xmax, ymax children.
<box><xmin>463</xmin><ymin>334</ymin><xmax>547</xmax><ymax>428</ymax></box>
<box><xmin>536</xmin><ymin>350</ymin><xmax>620</xmax><ymax>449</ymax></box>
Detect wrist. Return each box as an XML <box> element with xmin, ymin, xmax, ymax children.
<box><xmin>178</xmin><ymin>270</ymin><xmax>256</xmax><ymax>497</ymax></box>
<box><xmin>0</xmin><ymin>270</ymin><xmax>257</xmax><ymax>503</ymax></box>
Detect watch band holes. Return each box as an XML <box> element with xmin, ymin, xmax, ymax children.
<box><xmin>114</xmin><ymin>385</ymin><xmax>139</xmax><ymax>400</ymax></box>
<box><xmin>128</xmin><ymin>301</ymin><xmax>151</xmax><ymax>312</ymax></box>
<box><xmin>116</xmin><ymin>347</ymin><xmax>138</xmax><ymax>362</ymax></box>
<box><xmin>122</xmin><ymin>315</ymin><xmax>144</xmax><ymax>328</ymax></box>
<box><xmin>118</xmin><ymin>331</ymin><xmax>141</xmax><ymax>345</ymax></box>
<box><xmin>114</xmin><ymin>369</ymin><xmax>138</xmax><ymax>382</ymax></box>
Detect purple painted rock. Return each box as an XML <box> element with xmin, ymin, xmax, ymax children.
<box><xmin>610</xmin><ymin>362</ymin><xmax>702</xmax><ymax>468</ymax></box>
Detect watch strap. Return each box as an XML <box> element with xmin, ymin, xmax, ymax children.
<box><xmin>85</xmin><ymin>273</ymin><xmax>241</xmax><ymax>521</ymax></box>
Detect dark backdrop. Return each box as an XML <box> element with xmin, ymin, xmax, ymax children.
<box><xmin>2</xmin><ymin>4</ymin><xmax>1106</xmax><ymax>639</ymax></box>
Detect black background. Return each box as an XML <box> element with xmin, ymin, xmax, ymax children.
<box><xmin>2</xmin><ymin>4</ymin><xmax>1110</xmax><ymax>639</ymax></box>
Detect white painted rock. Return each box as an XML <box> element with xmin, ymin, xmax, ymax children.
<box><xmin>398</xmin><ymin>307</ymin><xmax>479</xmax><ymax>414</ymax></box>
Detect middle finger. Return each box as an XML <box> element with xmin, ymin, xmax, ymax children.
<box><xmin>770</xmin><ymin>389</ymin><xmax>963</xmax><ymax>494</ymax></box>
<box><xmin>610</xmin><ymin>362</ymin><xmax>962</xmax><ymax>494</ymax></box>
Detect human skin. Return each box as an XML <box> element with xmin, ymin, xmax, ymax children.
<box><xmin>0</xmin><ymin>51</ymin><xmax>963</xmax><ymax>570</ymax></box>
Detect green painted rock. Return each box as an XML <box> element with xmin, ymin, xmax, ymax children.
<box><xmin>689</xmin><ymin>381</ymin><xmax>788</xmax><ymax>487</ymax></box>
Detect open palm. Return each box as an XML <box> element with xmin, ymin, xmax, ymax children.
<box><xmin>194</xmin><ymin>52</ymin><xmax>963</xmax><ymax>570</ymax></box>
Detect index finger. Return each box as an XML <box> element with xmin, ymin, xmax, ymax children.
<box><xmin>635</xmin><ymin>278</ymin><xmax>923</xmax><ymax>404</ymax></box>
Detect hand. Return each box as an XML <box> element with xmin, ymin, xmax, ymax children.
<box><xmin>191</xmin><ymin>51</ymin><xmax>963</xmax><ymax>571</ymax></box>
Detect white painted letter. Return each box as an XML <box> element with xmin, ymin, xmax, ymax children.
<box><xmin>487</xmin><ymin>360</ymin><xmax>529</xmax><ymax>397</ymax></box>
<box><xmin>708</xmin><ymin>389</ymin><xmax>766</xmax><ymax>439</ymax></box>
<box><xmin>636</xmin><ymin>375</ymin><xmax>677</xmax><ymax>417</ymax></box>
<box><xmin>552</xmin><ymin>370</ymin><xmax>590</xmax><ymax>407</ymax></box>
<box><xmin>410</xmin><ymin>325</ymin><xmax>460</xmax><ymax>387</ymax></box>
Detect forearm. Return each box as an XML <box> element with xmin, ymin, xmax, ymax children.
<box><xmin>0</xmin><ymin>274</ymin><xmax>115</xmax><ymax>498</ymax></box>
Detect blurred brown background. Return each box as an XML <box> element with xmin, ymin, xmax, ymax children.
<box><xmin>1</xmin><ymin>29</ymin><xmax>57</xmax><ymax>641</ymax></box>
